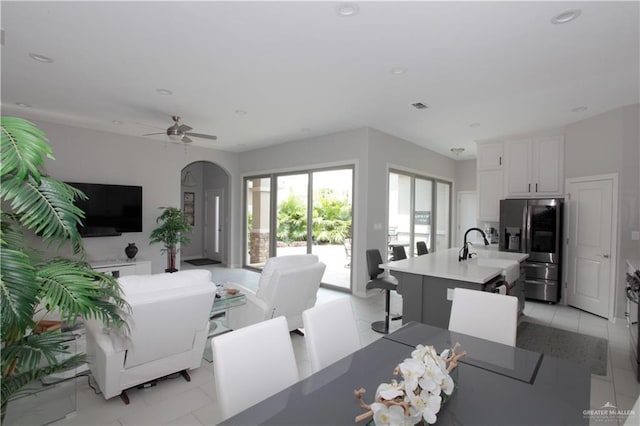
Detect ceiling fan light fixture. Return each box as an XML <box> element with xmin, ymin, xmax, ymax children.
<box><xmin>168</xmin><ymin>133</ymin><xmax>183</xmax><ymax>142</ymax></box>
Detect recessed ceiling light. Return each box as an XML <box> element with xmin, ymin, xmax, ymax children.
<box><xmin>16</xmin><ymin>102</ymin><xmax>31</xmax><ymax>108</ymax></box>
<box><xmin>469</xmin><ymin>123</ymin><xmax>481</xmax><ymax>128</ymax></box>
<box><xmin>29</xmin><ymin>53</ymin><xmax>53</xmax><ymax>63</ymax></box>
<box><xmin>112</xmin><ymin>120</ymin><xmax>124</xmax><ymax>125</ymax></box>
<box><xmin>156</xmin><ymin>88</ymin><xmax>173</xmax><ymax>95</ymax></box>
<box><xmin>390</xmin><ymin>67</ymin><xmax>408</xmax><ymax>75</ymax></box>
<box><xmin>571</xmin><ymin>106</ymin><xmax>588</xmax><ymax>113</ymax></box>
<box><xmin>450</xmin><ymin>148</ymin><xmax>465</xmax><ymax>155</ymax></box>
<box><xmin>551</xmin><ymin>9</ymin><xmax>581</xmax><ymax>24</ymax></box>
<box><xmin>336</xmin><ymin>3</ymin><xmax>359</xmax><ymax>17</ymax></box>
<box><xmin>235</xmin><ymin>109</ymin><xmax>247</xmax><ymax>116</ymax></box>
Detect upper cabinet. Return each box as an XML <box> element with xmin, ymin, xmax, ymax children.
<box><xmin>477</xmin><ymin>141</ymin><xmax>503</xmax><ymax>170</ymax></box>
<box><xmin>504</xmin><ymin>136</ymin><xmax>564</xmax><ymax>198</ymax></box>
<box><xmin>476</xmin><ymin>141</ymin><xmax>504</xmax><ymax>222</ymax></box>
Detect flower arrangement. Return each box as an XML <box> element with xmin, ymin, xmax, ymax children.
<box><xmin>355</xmin><ymin>342</ymin><xmax>466</xmax><ymax>426</ymax></box>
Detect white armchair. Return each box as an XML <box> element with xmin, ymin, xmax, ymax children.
<box><xmin>227</xmin><ymin>254</ymin><xmax>326</xmax><ymax>332</ymax></box>
<box><xmin>84</xmin><ymin>269</ymin><xmax>216</xmax><ymax>402</ymax></box>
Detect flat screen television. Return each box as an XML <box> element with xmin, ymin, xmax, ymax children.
<box><xmin>66</xmin><ymin>182</ymin><xmax>143</xmax><ymax>237</ymax></box>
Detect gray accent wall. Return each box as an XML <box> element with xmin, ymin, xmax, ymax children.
<box><xmin>565</xmin><ymin>103</ymin><xmax>640</xmax><ymax>320</ymax></box>
<box><xmin>25</xmin><ymin>117</ymin><xmax>240</xmax><ymax>274</ymax></box>
<box><xmin>239</xmin><ymin>127</ymin><xmax>456</xmax><ymax>296</ymax></box>
<box><xmin>455</xmin><ymin>159</ymin><xmax>477</xmax><ymax>191</ymax></box>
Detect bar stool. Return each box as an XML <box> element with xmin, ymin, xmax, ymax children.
<box><xmin>416</xmin><ymin>241</ymin><xmax>429</xmax><ymax>255</ymax></box>
<box><xmin>366</xmin><ymin>249</ymin><xmax>401</xmax><ymax>334</ymax></box>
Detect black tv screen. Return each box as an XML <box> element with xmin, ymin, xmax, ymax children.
<box><xmin>66</xmin><ymin>182</ymin><xmax>143</xmax><ymax>237</ymax></box>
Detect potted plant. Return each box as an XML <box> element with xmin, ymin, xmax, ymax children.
<box><xmin>0</xmin><ymin>117</ymin><xmax>129</xmax><ymax>420</ymax></box>
<box><xmin>149</xmin><ymin>207</ymin><xmax>192</xmax><ymax>272</ymax></box>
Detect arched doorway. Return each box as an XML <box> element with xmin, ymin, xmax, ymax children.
<box><xmin>180</xmin><ymin>161</ymin><xmax>230</xmax><ymax>265</ymax></box>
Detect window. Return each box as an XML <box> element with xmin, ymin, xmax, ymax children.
<box><xmin>244</xmin><ymin>167</ymin><xmax>354</xmax><ymax>291</ymax></box>
<box><xmin>388</xmin><ymin>170</ymin><xmax>452</xmax><ymax>257</ymax></box>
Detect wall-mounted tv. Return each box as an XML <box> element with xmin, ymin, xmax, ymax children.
<box><xmin>66</xmin><ymin>182</ymin><xmax>143</xmax><ymax>237</ymax></box>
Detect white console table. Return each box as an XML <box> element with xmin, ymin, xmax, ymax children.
<box><xmin>91</xmin><ymin>259</ymin><xmax>152</xmax><ymax>278</ymax></box>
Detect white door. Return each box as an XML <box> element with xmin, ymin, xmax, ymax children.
<box><xmin>204</xmin><ymin>189</ymin><xmax>224</xmax><ymax>262</ymax></box>
<box><xmin>457</xmin><ymin>191</ymin><xmax>478</xmax><ymax>246</ymax></box>
<box><xmin>566</xmin><ymin>177</ymin><xmax>614</xmax><ymax>318</ymax></box>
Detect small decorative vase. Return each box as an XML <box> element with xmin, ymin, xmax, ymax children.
<box><xmin>124</xmin><ymin>243</ymin><xmax>138</xmax><ymax>260</ymax></box>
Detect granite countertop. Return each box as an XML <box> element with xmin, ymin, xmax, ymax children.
<box><xmin>384</xmin><ymin>247</ymin><xmax>529</xmax><ymax>284</ymax></box>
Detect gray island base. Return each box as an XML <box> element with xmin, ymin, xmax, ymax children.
<box><xmin>386</xmin><ymin>247</ymin><xmax>529</xmax><ymax>329</ymax></box>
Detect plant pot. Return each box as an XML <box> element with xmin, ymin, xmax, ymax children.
<box><xmin>166</xmin><ymin>247</ymin><xmax>178</xmax><ymax>273</ymax></box>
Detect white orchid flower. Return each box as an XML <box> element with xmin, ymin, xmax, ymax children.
<box><xmin>376</xmin><ymin>380</ymin><xmax>404</xmax><ymax>400</ymax></box>
<box><xmin>398</xmin><ymin>358</ymin><xmax>425</xmax><ymax>392</ymax></box>
<box><xmin>406</xmin><ymin>389</ymin><xmax>442</xmax><ymax>425</ymax></box>
<box><xmin>371</xmin><ymin>402</ymin><xmax>406</xmax><ymax>426</ymax></box>
<box><xmin>440</xmin><ymin>373</ymin><xmax>455</xmax><ymax>395</ymax></box>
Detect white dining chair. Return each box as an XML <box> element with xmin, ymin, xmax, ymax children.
<box><xmin>211</xmin><ymin>316</ymin><xmax>299</xmax><ymax>420</ymax></box>
<box><xmin>448</xmin><ymin>287</ymin><xmax>518</xmax><ymax>346</ymax></box>
<box><xmin>302</xmin><ymin>297</ymin><xmax>361</xmax><ymax>373</ymax></box>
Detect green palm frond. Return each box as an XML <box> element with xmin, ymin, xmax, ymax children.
<box><xmin>0</xmin><ymin>116</ymin><xmax>52</xmax><ymax>183</ymax></box>
<box><xmin>0</xmin><ymin>245</ymin><xmax>38</xmax><ymax>342</ymax></box>
<box><xmin>1</xmin><ymin>175</ymin><xmax>85</xmax><ymax>253</ymax></box>
<box><xmin>1</xmin><ymin>353</ymin><xmax>86</xmax><ymax>410</ymax></box>
<box><xmin>1</xmin><ymin>117</ymin><xmax>129</xmax><ymax>414</ymax></box>
<box><xmin>37</xmin><ymin>259</ymin><xmax>129</xmax><ymax>331</ymax></box>
<box><xmin>1</xmin><ymin>332</ymin><xmax>76</xmax><ymax>375</ymax></box>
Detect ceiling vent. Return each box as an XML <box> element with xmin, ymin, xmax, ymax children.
<box><xmin>411</xmin><ymin>102</ymin><xmax>428</xmax><ymax>110</ymax></box>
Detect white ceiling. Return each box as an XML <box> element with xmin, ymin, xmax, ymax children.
<box><xmin>1</xmin><ymin>1</ymin><xmax>638</xmax><ymax>159</ymax></box>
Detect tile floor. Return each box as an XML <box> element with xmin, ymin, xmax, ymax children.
<box><xmin>31</xmin><ymin>266</ymin><xmax>637</xmax><ymax>425</ymax></box>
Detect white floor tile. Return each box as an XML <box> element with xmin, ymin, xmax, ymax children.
<box><xmin>17</xmin><ymin>269</ymin><xmax>640</xmax><ymax>426</ymax></box>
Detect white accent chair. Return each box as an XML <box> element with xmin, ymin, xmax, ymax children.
<box><xmin>84</xmin><ymin>269</ymin><xmax>216</xmax><ymax>402</ymax></box>
<box><xmin>303</xmin><ymin>297</ymin><xmax>361</xmax><ymax>373</ymax></box>
<box><xmin>226</xmin><ymin>254</ymin><xmax>326</xmax><ymax>332</ymax></box>
<box><xmin>212</xmin><ymin>316</ymin><xmax>299</xmax><ymax>420</ymax></box>
<box><xmin>448</xmin><ymin>287</ymin><xmax>518</xmax><ymax>346</ymax></box>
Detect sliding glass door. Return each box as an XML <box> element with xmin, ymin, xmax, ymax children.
<box><xmin>244</xmin><ymin>166</ymin><xmax>354</xmax><ymax>290</ymax></box>
<box><xmin>388</xmin><ymin>170</ymin><xmax>451</xmax><ymax>258</ymax></box>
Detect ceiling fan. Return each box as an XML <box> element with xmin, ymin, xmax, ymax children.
<box><xmin>143</xmin><ymin>116</ymin><xmax>217</xmax><ymax>143</ymax></box>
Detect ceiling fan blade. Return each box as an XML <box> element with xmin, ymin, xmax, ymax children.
<box><xmin>181</xmin><ymin>136</ymin><xmax>193</xmax><ymax>143</ymax></box>
<box><xmin>142</xmin><ymin>132</ymin><xmax>165</xmax><ymax>136</ymax></box>
<box><xmin>185</xmin><ymin>132</ymin><xmax>217</xmax><ymax>141</ymax></box>
<box><xmin>177</xmin><ymin>124</ymin><xmax>193</xmax><ymax>133</ymax></box>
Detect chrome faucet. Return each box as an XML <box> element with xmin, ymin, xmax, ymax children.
<box><xmin>458</xmin><ymin>228</ymin><xmax>490</xmax><ymax>261</ymax></box>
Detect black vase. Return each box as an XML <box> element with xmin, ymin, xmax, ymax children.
<box><xmin>125</xmin><ymin>243</ymin><xmax>138</xmax><ymax>260</ymax></box>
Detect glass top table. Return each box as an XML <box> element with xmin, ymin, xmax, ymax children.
<box><xmin>211</xmin><ymin>287</ymin><xmax>246</xmax><ymax>318</ymax></box>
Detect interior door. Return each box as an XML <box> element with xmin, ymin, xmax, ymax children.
<box><xmin>205</xmin><ymin>189</ymin><xmax>224</xmax><ymax>262</ymax></box>
<box><xmin>566</xmin><ymin>178</ymin><xmax>614</xmax><ymax>318</ymax></box>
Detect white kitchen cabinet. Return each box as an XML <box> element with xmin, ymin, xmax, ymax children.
<box><xmin>91</xmin><ymin>260</ymin><xmax>152</xmax><ymax>278</ymax></box>
<box><xmin>504</xmin><ymin>136</ymin><xmax>564</xmax><ymax>198</ymax></box>
<box><xmin>477</xmin><ymin>141</ymin><xmax>503</xmax><ymax>170</ymax></box>
<box><xmin>478</xmin><ymin>169</ymin><xmax>503</xmax><ymax>222</ymax></box>
<box><xmin>476</xmin><ymin>141</ymin><xmax>504</xmax><ymax>222</ymax></box>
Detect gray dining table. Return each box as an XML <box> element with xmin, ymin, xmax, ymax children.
<box><xmin>219</xmin><ymin>321</ymin><xmax>590</xmax><ymax>425</ymax></box>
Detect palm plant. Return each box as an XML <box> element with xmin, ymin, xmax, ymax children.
<box><xmin>149</xmin><ymin>207</ymin><xmax>191</xmax><ymax>272</ymax></box>
<box><xmin>0</xmin><ymin>117</ymin><xmax>129</xmax><ymax>419</ymax></box>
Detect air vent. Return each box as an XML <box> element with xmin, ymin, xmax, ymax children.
<box><xmin>411</xmin><ymin>102</ymin><xmax>428</xmax><ymax>110</ymax></box>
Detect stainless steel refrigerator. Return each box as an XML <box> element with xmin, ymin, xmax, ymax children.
<box><xmin>499</xmin><ymin>198</ymin><xmax>563</xmax><ymax>303</ymax></box>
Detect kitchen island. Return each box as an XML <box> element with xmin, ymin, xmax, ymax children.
<box><xmin>384</xmin><ymin>247</ymin><xmax>528</xmax><ymax>328</ymax></box>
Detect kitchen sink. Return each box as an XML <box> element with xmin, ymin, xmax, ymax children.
<box><xmin>473</xmin><ymin>258</ymin><xmax>521</xmax><ymax>284</ymax></box>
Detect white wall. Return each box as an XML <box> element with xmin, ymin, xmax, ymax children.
<box><xmin>565</xmin><ymin>103</ymin><xmax>640</xmax><ymax>319</ymax></box>
<box><xmin>27</xmin><ymin>117</ymin><xmax>240</xmax><ymax>274</ymax></box>
<box><xmin>455</xmin><ymin>159</ymin><xmax>477</xmax><ymax>192</ymax></box>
